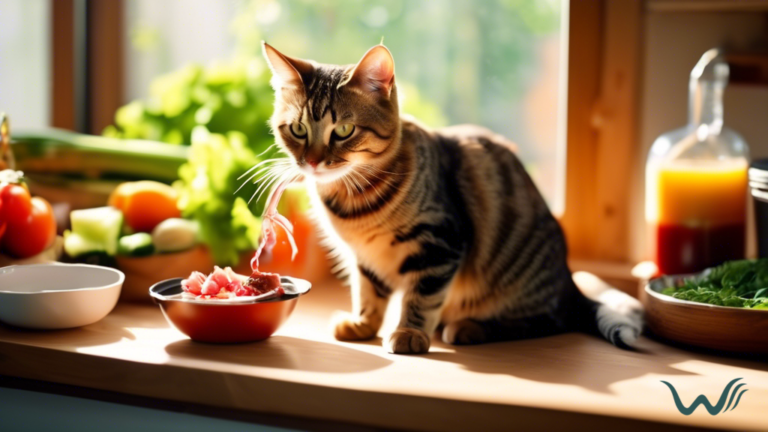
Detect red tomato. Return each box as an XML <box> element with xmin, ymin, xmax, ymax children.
<box><xmin>0</xmin><ymin>184</ymin><xmax>32</xmax><ymax>226</ymax></box>
<box><xmin>0</xmin><ymin>194</ymin><xmax>4</xmax><ymax>243</ymax></box>
<box><xmin>2</xmin><ymin>197</ymin><xmax>57</xmax><ymax>258</ymax></box>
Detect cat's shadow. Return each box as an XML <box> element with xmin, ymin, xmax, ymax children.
<box><xmin>421</xmin><ymin>332</ymin><xmax>768</xmax><ymax>394</ymax></box>
<box><xmin>342</xmin><ymin>329</ymin><xmax>705</xmax><ymax>394</ymax></box>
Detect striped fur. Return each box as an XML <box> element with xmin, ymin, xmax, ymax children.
<box><xmin>262</xmin><ymin>43</ymin><xmax>643</xmax><ymax>354</ymax></box>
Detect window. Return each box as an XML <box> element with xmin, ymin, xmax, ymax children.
<box><xmin>123</xmin><ymin>0</ymin><xmax>566</xmax><ymax>211</ymax></box>
<box><xmin>2</xmin><ymin>0</ymin><xmax>684</xmax><ymax>279</ymax></box>
<box><xmin>0</xmin><ymin>0</ymin><xmax>50</xmax><ymax>129</ymax></box>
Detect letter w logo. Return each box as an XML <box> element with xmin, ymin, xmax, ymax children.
<box><xmin>661</xmin><ymin>378</ymin><xmax>748</xmax><ymax>416</ymax></box>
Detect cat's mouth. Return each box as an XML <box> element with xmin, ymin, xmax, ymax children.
<box><xmin>302</xmin><ymin>164</ymin><xmax>352</xmax><ymax>184</ymax></box>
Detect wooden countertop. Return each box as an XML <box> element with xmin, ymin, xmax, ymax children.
<box><xmin>1</xmin><ymin>279</ymin><xmax>766</xmax><ymax>431</ymax></box>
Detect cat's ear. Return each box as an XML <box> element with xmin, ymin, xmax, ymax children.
<box><xmin>340</xmin><ymin>45</ymin><xmax>395</xmax><ymax>98</ymax></box>
<box><xmin>262</xmin><ymin>42</ymin><xmax>314</xmax><ymax>90</ymax></box>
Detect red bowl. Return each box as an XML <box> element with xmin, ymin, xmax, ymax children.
<box><xmin>149</xmin><ymin>277</ymin><xmax>311</xmax><ymax>343</ymax></box>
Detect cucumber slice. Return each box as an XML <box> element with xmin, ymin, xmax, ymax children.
<box><xmin>70</xmin><ymin>206</ymin><xmax>123</xmax><ymax>255</ymax></box>
<box><xmin>64</xmin><ymin>231</ymin><xmax>107</xmax><ymax>258</ymax></box>
<box><xmin>118</xmin><ymin>233</ymin><xmax>155</xmax><ymax>257</ymax></box>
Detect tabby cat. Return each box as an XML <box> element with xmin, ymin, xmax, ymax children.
<box><xmin>261</xmin><ymin>42</ymin><xmax>643</xmax><ymax>354</ymax></box>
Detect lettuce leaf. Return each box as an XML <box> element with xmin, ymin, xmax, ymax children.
<box><xmin>175</xmin><ymin>127</ymin><xmax>267</xmax><ymax>265</ymax></box>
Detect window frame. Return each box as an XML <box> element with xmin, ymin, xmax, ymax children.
<box><xmin>51</xmin><ymin>0</ymin><xmax>123</xmax><ymax>134</ymax></box>
<box><xmin>560</xmin><ymin>0</ymin><xmax>644</xmax><ymax>265</ymax></box>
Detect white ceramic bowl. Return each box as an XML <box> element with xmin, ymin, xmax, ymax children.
<box><xmin>0</xmin><ymin>264</ymin><xmax>123</xmax><ymax>329</ymax></box>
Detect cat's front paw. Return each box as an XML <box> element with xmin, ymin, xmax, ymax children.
<box><xmin>385</xmin><ymin>328</ymin><xmax>430</xmax><ymax>354</ymax></box>
<box><xmin>332</xmin><ymin>312</ymin><xmax>378</xmax><ymax>341</ymax></box>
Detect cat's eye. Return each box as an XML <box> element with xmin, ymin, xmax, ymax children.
<box><xmin>290</xmin><ymin>122</ymin><xmax>307</xmax><ymax>138</ymax></box>
<box><xmin>333</xmin><ymin>124</ymin><xmax>355</xmax><ymax>140</ymax></box>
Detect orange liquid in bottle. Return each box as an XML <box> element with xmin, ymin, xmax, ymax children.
<box><xmin>653</xmin><ymin>160</ymin><xmax>747</xmax><ymax>275</ymax></box>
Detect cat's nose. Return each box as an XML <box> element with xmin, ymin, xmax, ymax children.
<box><xmin>304</xmin><ymin>155</ymin><xmax>323</xmax><ymax>169</ymax></box>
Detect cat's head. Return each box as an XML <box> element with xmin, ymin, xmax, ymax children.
<box><xmin>262</xmin><ymin>42</ymin><xmax>400</xmax><ymax>184</ymax></box>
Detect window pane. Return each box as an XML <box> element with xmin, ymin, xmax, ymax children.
<box><xmin>124</xmin><ymin>0</ymin><xmax>564</xmax><ymax>208</ymax></box>
<box><xmin>0</xmin><ymin>0</ymin><xmax>50</xmax><ymax>129</ymax></box>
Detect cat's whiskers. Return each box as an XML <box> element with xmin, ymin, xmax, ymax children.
<box><xmin>346</xmin><ymin>171</ymin><xmax>365</xmax><ymax>195</ymax></box>
<box><xmin>255</xmin><ymin>143</ymin><xmax>278</xmax><ymax>158</ymax></box>
<box><xmin>237</xmin><ymin>157</ymin><xmax>287</xmax><ymax>181</ymax></box>
<box><xmin>351</xmin><ymin>167</ymin><xmax>387</xmax><ymax>204</ymax></box>
<box><xmin>358</xmin><ymin>162</ymin><xmax>407</xmax><ymax>177</ymax></box>
<box><xmin>354</xmin><ymin>164</ymin><xmax>398</xmax><ymax>188</ymax></box>
<box><xmin>236</xmin><ymin>159</ymin><xmax>291</xmax><ymax>195</ymax></box>
<box><xmin>262</xmin><ymin>164</ymin><xmax>296</xmax><ymax>194</ymax></box>
<box><xmin>250</xmin><ymin>164</ymin><xmax>292</xmax><ymax>204</ymax></box>
<box><xmin>274</xmin><ymin>146</ymin><xmax>292</xmax><ymax>158</ymax></box>
<box><xmin>248</xmin><ymin>169</ymin><xmax>283</xmax><ymax>204</ymax></box>
<box><xmin>256</xmin><ymin>166</ymin><xmax>301</xmax><ymax>206</ymax></box>
<box><xmin>337</xmin><ymin>173</ymin><xmax>354</xmax><ymax>198</ymax></box>
<box><xmin>254</xmin><ymin>161</ymin><xmax>292</xmax><ymax>179</ymax></box>
<box><xmin>354</xmin><ymin>166</ymin><xmax>402</xmax><ymax>199</ymax></box>
<box><xmin>351</xmin><ymin>171</ymin><xmax>377</xmax><ymax>210</ymax></box>
<box><xmin>340</xmin><ymin>170</ymin><xmax>365</xmax><ymax>208</ymax></box>
<box><xmin>237</xmin><ymin>163</ymin><xmax>290</xmax><ymax>194</ymax></box>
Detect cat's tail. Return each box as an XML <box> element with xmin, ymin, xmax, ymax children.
<box><xmin>570</xmin><ymin>271</ymin><xmax>644</xmax><ymax>349</ymax></box>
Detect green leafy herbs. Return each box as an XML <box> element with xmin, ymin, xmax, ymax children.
<box><xmin>661</xmin><ymin>259</ymin><xmax>768</xmax><ymax>309</ymax></box>
<box><xmin>174</xmin><ymin>127</ymin><xmax>264</xmax><ymax>266</ymax></box>
<box><xmin>104</xmin><ymin>59</ymin><xmax>276</xmax><ymax>153</ymax></box>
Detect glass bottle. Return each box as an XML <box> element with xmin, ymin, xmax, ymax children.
<box><xmin>0</xmin><ymin>113</ymin><xmax>14</xmax><ymax>170</ymax></box>
<box><xmin>646</xmin><ymin>49</ymin><xmax>749</xmax><ymax>275</ymax></box>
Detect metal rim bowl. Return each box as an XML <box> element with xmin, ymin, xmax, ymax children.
<box><xmin>149</xmin><ymin>276</ymin><xmax>311</xmax><ymax>343</ymax></box>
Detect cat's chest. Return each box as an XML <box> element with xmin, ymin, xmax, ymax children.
<box><xmin>331</xmin><ymin>218</ymin><xmax>420</xmax><ymax>278</ymax></box>
<box><xmin>311</xmin><ymin>187</ymin><xmax>420</xmax><ymax>277</ymax></box>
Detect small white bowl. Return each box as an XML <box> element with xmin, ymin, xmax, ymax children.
<box><xmin>0</xmin><ymin>264</ymin><xmax>123</xmax><ymax>329</ymax></box>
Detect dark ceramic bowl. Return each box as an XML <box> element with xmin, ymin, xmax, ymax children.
<box><xmin>150</xmin><ymin>276</ymin><xmax>311</xmax><ymax>343</ymax></box>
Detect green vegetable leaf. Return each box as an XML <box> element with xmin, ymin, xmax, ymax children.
<box><xmin>174</xmin><ymin>127</ymin><xmax>267</xmax><ymax>265</ymax></box>
<box><xmin>231</xmin><ymin>196</ymin><xmax>262</xmax><ymax>251</ymax></box>
<box><xmin>661</xmin><ymin>259</ymin><xmax>768</xmax><ymax>310</ymax></box>
<box><xmin>661</xmin><ymin>287</ymin><xmax>677</xmax><ymax>296</ymax></box>
<box><xmin>105</xmin><ymin>59</ymin><xmax>276</xmax><ymax>156</ymax></box>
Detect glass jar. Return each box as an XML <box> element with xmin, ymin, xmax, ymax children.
<box><xmin>645</xmin><ymin>49</ymin><xmax>749</xmax><ymax>275</ymax></box>
<box><xmin>0</xmin><ymin>112</ymin><xmax>15</xmax><ymax>170</ymax></box>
